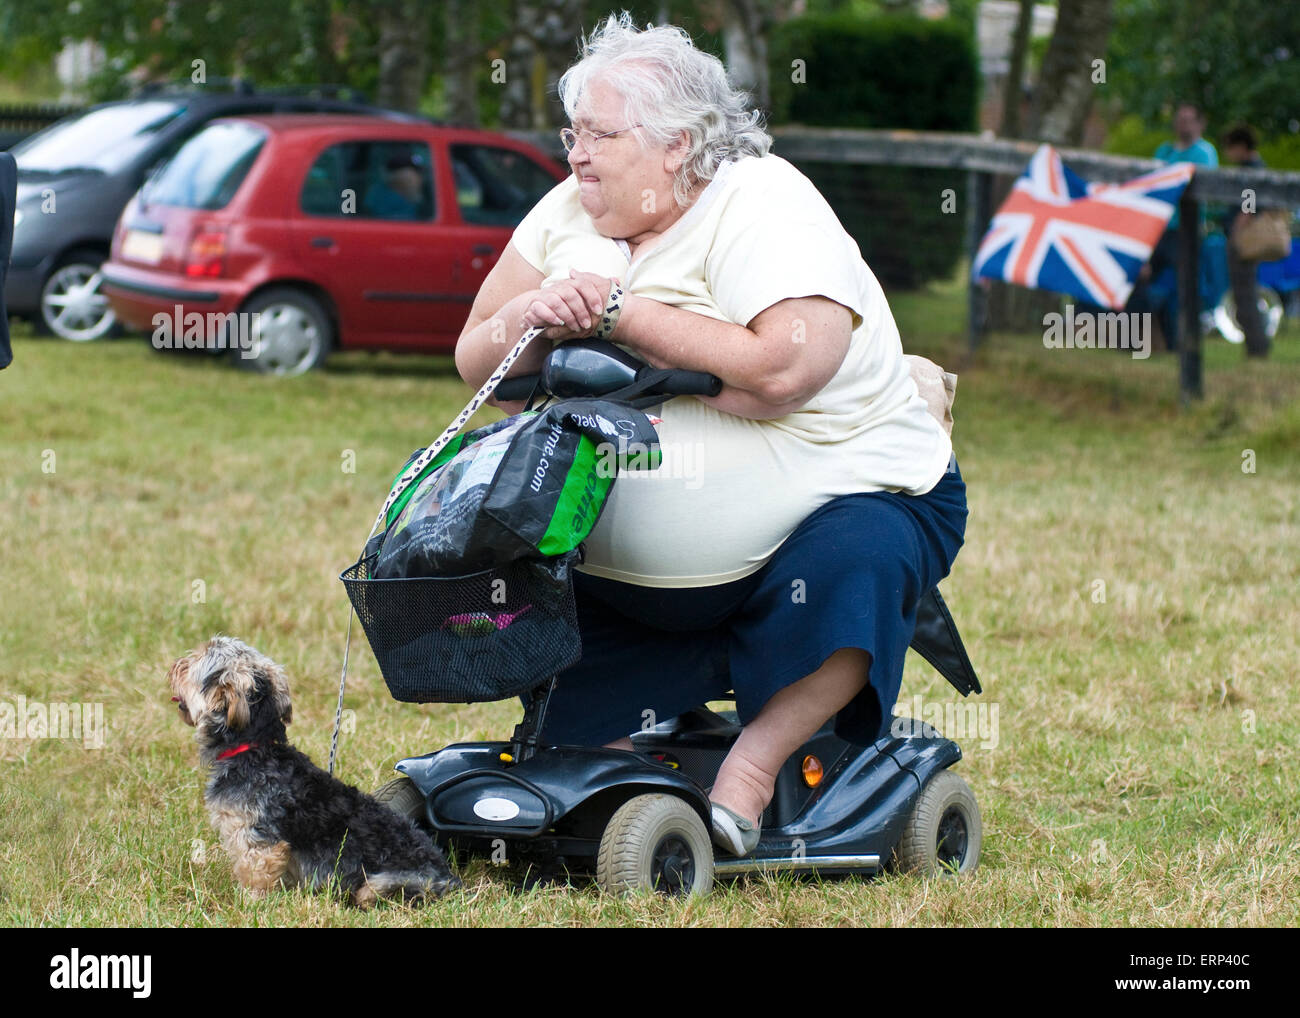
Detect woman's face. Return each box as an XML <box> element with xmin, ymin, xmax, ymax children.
<box><xmin>567</xmin><ymin>76</ymin><xmax>688</xmax><ymax>241</ymax></box>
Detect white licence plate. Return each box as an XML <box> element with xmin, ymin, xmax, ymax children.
<box><xmin>122</xmin><ymin>229</ymin><xmax>165</xmax><ymax>265</ymax></box>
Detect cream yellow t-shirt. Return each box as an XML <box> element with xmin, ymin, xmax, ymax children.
<box><xmin>509</xmin><ymin>154</ymin><xmax>953</xmax><ymax>588</ymax></box>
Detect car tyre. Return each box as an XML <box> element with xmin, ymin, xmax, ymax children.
<box><xmin>234</xmin><ymin>287</ymin><xmax>333</xmax><ymax>376</ymax></box>
<box><xmin>39</xmin><ymin>250</ymin><xmax>118</xmax><ymax>341</ymax></box>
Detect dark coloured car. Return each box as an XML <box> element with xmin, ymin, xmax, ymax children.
<box><xmin>5</xmin><ymin>87</ymin><xmax>414</xmax><ymax>340</ymax></box>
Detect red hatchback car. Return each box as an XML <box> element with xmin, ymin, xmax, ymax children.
<box><xmin>102</xmin><ymin>115</ymin><xmax>565</xmax><ymax>374</ymax></box>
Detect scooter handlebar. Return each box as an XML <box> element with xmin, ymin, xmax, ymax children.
<box><xmin>492</xmin><ymin>369</ymin><xmax>721</xmax><ymax>402</ymax></box>
<box><xmin>647</xmin><ymin>368</ymin><xmax>723</xmax><ymax>397</ymax></box>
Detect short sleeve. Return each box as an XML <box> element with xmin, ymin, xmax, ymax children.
<box><xmin>705</xmin><ymin>159</ymin><xmax>867</xmax><ymax>330</ymax></box>
<box><xmin>509</xmin><ymin>177</ymin><xmax>575</xmax><ymax>273</ymax></box>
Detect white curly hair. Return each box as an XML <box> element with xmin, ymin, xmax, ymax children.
<box><xmin>557</xmin><ymin>12</ymin><xmax>772</xmax><ymax>207</ymax></box>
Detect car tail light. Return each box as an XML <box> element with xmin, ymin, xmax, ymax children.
<box><xmin>185</xmin><ymin>224</ymin><xmax>228</xmax><ymax>278</ymax></box>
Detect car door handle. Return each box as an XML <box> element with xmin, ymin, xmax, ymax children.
<box><xmin>472</xmin><ymin>244</ymin><xmax>495</xmax><ymax>255</ymax></box>
<box><xmin>311</xmin><ymin>236</ymin><xmax>335</xmax><ymax>248</ymax></box>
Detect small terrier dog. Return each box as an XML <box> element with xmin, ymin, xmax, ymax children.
<box><xmin>168</xmin><ymin>635</ymin><xmax>459</xmax><ymax>906</ymax></box>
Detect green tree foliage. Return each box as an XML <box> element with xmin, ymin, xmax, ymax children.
<box><xmin>1106</xmin><ymin>0</ymin><xmax>1300</xmax><ymax>137</ymax></box>
<box><xmin>768</xmin><ymin>12</ymin><xmax>978</xmax><ymax>289</ymax></box>
<box><xmin>0</xmin><ymin>0</ymin><xmax>397</xmax><ymax>102</ymax></box>
<box><xmin>769</xmin><ymin>12</ymin><xmax>977</xmax><ymax>128</ymax></box>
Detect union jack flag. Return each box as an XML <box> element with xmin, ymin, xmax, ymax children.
<box><xmin>972</xmin><ymin>144</ymin><xmax>1196</xmax><ymax>309</ymax></box>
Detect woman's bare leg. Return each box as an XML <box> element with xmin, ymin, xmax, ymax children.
<box><xmin>709</xmin><ymin>648</ymin><xmax>870</xmax><ymax>824</ymax></box>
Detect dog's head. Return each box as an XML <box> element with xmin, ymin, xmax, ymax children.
<box><xmin>167</xmin><ymin>636</ymin><xmax>293</xmax><ymax>744</ymax></box>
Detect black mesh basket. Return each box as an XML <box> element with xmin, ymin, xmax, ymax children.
<box><xmin>340</xmin><ymin>552</ymin><xmax>582</xmax><ymax>703</ymax></box>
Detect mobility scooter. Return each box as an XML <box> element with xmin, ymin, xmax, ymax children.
<box><xmin>345</xmin><ymin>339</ymin><xmax>984</xmax><ymax>895</ymax></box>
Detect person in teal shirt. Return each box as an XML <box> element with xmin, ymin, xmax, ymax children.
<box><xmin>1137</xmin><ymin>102</ymin><xmax>1218</xmax><ymax>350</ymax></box>
<box><xmin>1155</xmin><ymin>102</ymin><xmax>1218</xmax><ymax>230</ymax></box>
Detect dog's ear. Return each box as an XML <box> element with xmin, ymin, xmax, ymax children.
<box><xmin>263</xmin><ymin>660</ymin><xmax>293</xmax><ymax>725</ymax></box>
<box><xmin>200</xmin><ymin>653</ymin><xmax>254</xmax><ymax>733</ymax></box>
<box><xmin>251</xmin><ymin>661</ymin><xmax>293</xmax><ymax>726</ymax></box>
<box><xmin>166</xmin><ymin>655</ymin><xmax>191</xmax><ymax>697</ymax></box>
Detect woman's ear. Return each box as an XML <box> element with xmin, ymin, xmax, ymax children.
<box><xmin>663</xmin><ymin>130</ymin><xmax>690</xmax><ymax>176</ymax></box>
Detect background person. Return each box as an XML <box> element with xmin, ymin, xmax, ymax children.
<box><xmin>1133</xmin><ymin>102</ymin><xmax>1219</xmax><ymax>351</ymax></box>
<box><xmin>1220</xmin><ymin>123</ymin><xmax>1272</xmax><ymax>359</ymax></box>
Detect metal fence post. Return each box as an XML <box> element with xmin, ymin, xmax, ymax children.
<box><xmin>967</xmin><ymin>169</ymin><xmax>991</xmax><ymax>351</ymax></box>
<box><xmin>1177</xmin><ymin>191</ymin><xmax>1202</xmax><ymax>402</ymax></box>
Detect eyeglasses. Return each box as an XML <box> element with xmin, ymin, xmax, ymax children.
<box><xmin>559</xmin><ymin>124</ymin><xmax>643</xmax><ymax>154</ymax></box>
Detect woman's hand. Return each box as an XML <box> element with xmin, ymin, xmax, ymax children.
<box><xmin>521</xmin><ymin>270</ymin><xmax>617</xmax><ymax>341</ymax></box>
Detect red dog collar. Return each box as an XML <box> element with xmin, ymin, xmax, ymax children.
<box><xmin>216</xmin><ymin>742</ymin><xmax>258</xmax><ymax>761</ymax></box>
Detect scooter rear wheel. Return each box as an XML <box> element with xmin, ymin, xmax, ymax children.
<box><xmin>374</xmin><ymin>776</ymin><xmax>427</xmax><ymax>823</ymax></box>
<box><xmin>894</xmin><ymin>769</ymin><xmax>981</xmax><ymax>876</ymax></box>
<box><xmin>596</xmin><ymin>793</ymin><xmax>714</xmax><ymax>897</ymax></box>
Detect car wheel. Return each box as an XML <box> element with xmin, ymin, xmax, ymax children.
<box><xmin>596</xmin><ymin>793</ymin><xmax>714</xmax><ymax>896</ymax></box>
<box><xmin>235</xmin><ymin>287</ymin><xmax>332</xmax><ymax>376</ymax></box>
<box><xmin>893</xmin><ymin>769</ymin><xmax>981</xmax><ymax>876</ymax></box>
<box><xmin>40</xmin><ymin>252</ymin><xmax>117</xmax><ymax>341</ymax></box>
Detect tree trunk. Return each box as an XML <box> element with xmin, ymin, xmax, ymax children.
<box><xmin>374</xmin><ymin>0</ymin><xmax>431</xmax><ymax>112</ymax></box>
<box><xmin>1027</xmin><ymin>0</ymin><xmax>1114</xmax><ymax>146</ymax></box>
<box><xmin>500</xmin><ymin>0</ymin><xmax>582</xmax><ymax>130</ymax></box>
<box><xmin>721</xmin><ymin>0</ymin><xmax>772</xmax><ymax>113</ymax></box>
<box><xmin>443</xmin><ymin>0</ymin><xmax>480</xmax><ymax>126</ymax></box>
<box><xmin>498</xmin><ymin>9</ymin><xmax>536</xmax><ymax>130</ymax></box>
<box><xmin>986</xmin><ymin>0</ymin><xmax>1115</xmax><ymax>333</ymax></box>
<box><xmin>537</xmin><ymin>0</ymin><xmax>586</xmax><ymax>129</ymax></box>
<box><xmin>1001</xmin><ymin>0</ymin><xmax>1034</xmax><ymax>139</ymax></box>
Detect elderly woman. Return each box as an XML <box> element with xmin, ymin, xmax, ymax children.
<box><xmin>455</xmin><ymin>15</ymin><xmax>966</xmax><ymax>857</ymax></box>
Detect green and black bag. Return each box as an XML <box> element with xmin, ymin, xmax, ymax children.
<box><xmin>367</xmin><ymin>397</ymin><xmax>661</xmax><ymax>579</ymax></box>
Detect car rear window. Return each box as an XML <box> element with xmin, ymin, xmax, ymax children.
<box><xmin>145</xmin><ymin>121</ymin><xmax>266</xmax><ymax>210</ymax></box>
<box><xmin>451</xmin><ymin>145</ymin><xmax>558</xmax><ymax>226</ymax></box>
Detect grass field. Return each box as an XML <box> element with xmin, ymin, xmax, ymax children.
<box><xmin>2</xmin><ymin>285</ymin><xmax>1298</xmax><ymax>927</ymax></box>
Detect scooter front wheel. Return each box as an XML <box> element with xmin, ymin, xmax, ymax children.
<box><xmin>893</xmin><ymin>769</ymin><xmax>982</xmax><ymax>876</ymax></box>
<box><xmin>596</xmin><ymin>793</ymin><xmax>714</xmax><ymax>897</ymax></box>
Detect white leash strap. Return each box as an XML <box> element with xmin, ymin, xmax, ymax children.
<box><xmin>368</xmin><ymin>325</ymin><xmax>547</xmax><ymax>539</ymax></box>
<box><xmin>328</xmin><ymin>607</ymin><xmax>354</xmax><ymax>776</ymax></box>
<box><xmin>330</xmin><ymin>325</ymin><xmax>546</xmax><ymax>775</ymax></box>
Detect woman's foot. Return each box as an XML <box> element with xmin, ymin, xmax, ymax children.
<box><xmin>710</xmin><ymin>801</ymin><xmax>761</xmax><ymax>857</ymax></box>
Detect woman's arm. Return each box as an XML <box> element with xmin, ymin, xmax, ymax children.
<box><xmin>455</xmin><ymin>244</ymin><xmax>547</xmax><ymax>413</ymax></box>
<box><xmin>610</xmin><ymin>293</ymin><xmax>854</xmax><ymax>420</ymax></box>
<box><xmin>454</xmin><ymin>244</ymin><xmax>610</xmax><ymax>414</ymax></box>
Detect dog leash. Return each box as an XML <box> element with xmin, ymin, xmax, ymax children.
<box><xmin>329</xmin><ymin>324</ymin><xmax>547</xmax><ymax>775</ymax></box>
